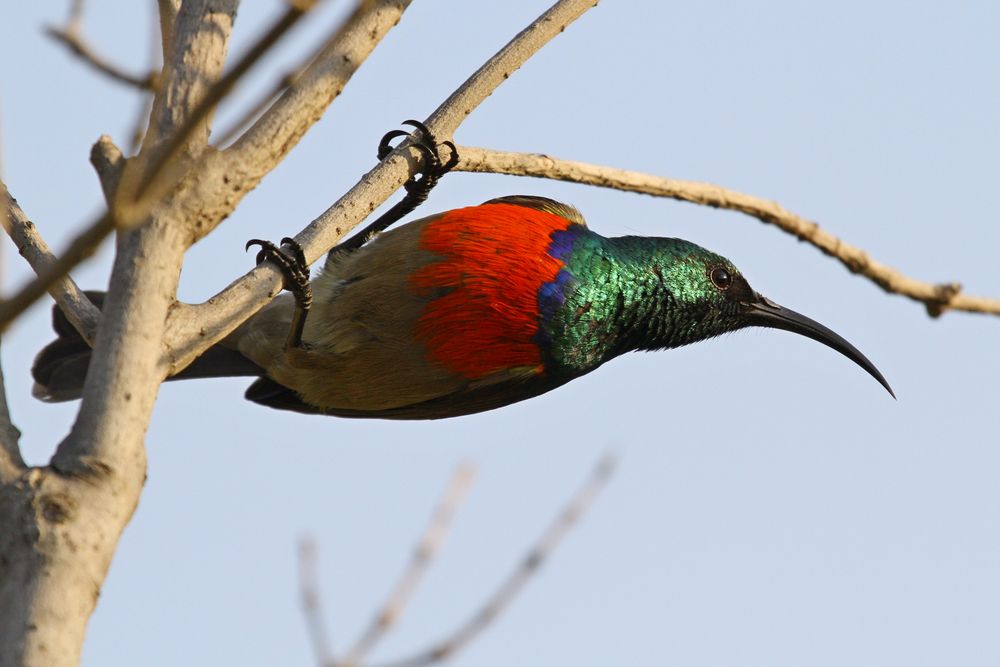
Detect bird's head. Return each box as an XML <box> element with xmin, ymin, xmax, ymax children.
<box><xmin>645</xmin><ymin>240</ymin><xmax>894</xmax><ymax>396</ymax></box>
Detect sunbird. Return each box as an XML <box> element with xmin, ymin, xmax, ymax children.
<box><xmin>33</xmin><ymin>194</ymin><xmax>892</xmax><ymax>418</ymax></box>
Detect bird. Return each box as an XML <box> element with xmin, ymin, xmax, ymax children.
<box><xmin>32</xmin><ymin>194</ymin><xmax>893</xmax><ymax>419</ymax></box>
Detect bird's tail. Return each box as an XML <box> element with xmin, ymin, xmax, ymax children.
<box><xmin>32</xmin><ymin>292</ymin><xmax>264</xmax><ymax>402</ymax></box>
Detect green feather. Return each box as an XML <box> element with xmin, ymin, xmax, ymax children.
<box><xmin>545</xmin><ymin>234</ymin><xmax>746</xmax><ymax>376</ymax></box>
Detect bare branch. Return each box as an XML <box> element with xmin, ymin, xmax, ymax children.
<box><xmin>1</xmin><ymin>182</ymin><xmax>101</xmax><ymax>344</ymax></box>
<box><xmin>0</xmin><ymin>3</ymin><xmax>249</xmax><ymax>662</ymax></box>
<box><xmin>126</xmin><ymin>10</ymin><xmax>165</xmax><ymax>152</ymax></box>
<box><xmin>138</xmin><ymin>0</ymin><xmax>317</xmax><ymax>193</ymax></box>
<box><xmin>0</xmin><ymin>2</ymin><xmax>315</xmax><ymax>332</ymax></box>
<box><xmin>454</xmin><ymin>146</ymin><xmax>1000</xmax><ymax>319</ymax></box>
<box><xmin>46</xmin><ymin>27</ymin><xmax>157</xmax><ymax>90</ymax></box>
<box><xmin>167</xmin><ymin>0</ymin><xmax>600</xmax><ymax>374</ymax></box>
<box><xmin>0</xmin><ymin>192</ymin><xmax>24</xmax><ymax>481</ymax></box>
<box><xmin>423</xmin><ymin>1</ymin><xmax>598</xmax><ymax>136</ymax></box>
<box><xmin>224</xmin><ymin>0</ymin><xmax>396</xmax><ymax>184</ymax></box>
<box><xmin>44</xmin><ymin>0</ymin><xmax>158</xmax><ymax>90</ymax></box>
<box><xmin>300</xmin><ymin>537</ymin><xmax>336</xmax><ymax>667</ymax></box>
<box><xmin>0</xmin><ymin>336</ymin><xmax>24</xmax><ymax>483</ymax></box>
<box><xmin>372</xmin><ymin>453</ymin><xmax>617</xmax><ymax>667</ymax></box>
<box><xmin>300</xmin><ymin>465</ymin><xmax>477</xmax><ymax>667</ymax></box>
<box><xmin>215</xmin><ymin>0</ymin><xmax>377</xmax><ymax>150</ymax></box>
<box><xmin>143</xmin><ymin>0</ymin><xmax>239</xmax><ymax>150</ymax></box>
<box><xmin>341</xmin><ymin>464</ymin><xmax>477</xmax><ymax>667</ymax></box>
<box><xmin>0</xmin><ymin>210</ymin><xmax>112</xmax><ymax>336</ymax></box>
<box><xmin>157</xmin><ymin>0</ymin><xmax>180</xmax><ymax>63</ymax></box>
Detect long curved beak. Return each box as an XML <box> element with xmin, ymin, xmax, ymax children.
<box><xmin>743</xmin><ymin>295</ymin><xmax>895</xmax><ymax>398</ymax></box>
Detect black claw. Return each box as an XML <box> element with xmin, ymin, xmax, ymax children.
<box><xmin>247</xmin><ymin>237</ymin><xmax>313</xmax><ymax>350</ymax></box>
<box><xmin>377</xmin><ymin>129</ymin><xmax>412</xmax><ymax>160</ymax></box>
<box><xmin>375</xmin><ymin>119</ymin><xmax>456</xmax><ymax>182</ymax></box>
<box><xmin>439</xmin><ymin>140</ymin><xmax>459</xmax><ymax>172</ymax></box>
<box><xmin>280</xmin><ymin>237</ymin><xmax>307</xmax><ymax>267</ymax></box>
<box><xmin>331</xmin><ymin>121</ymin><xmax>459</xmax><ymax>259</ymax></box>
<box><xmin>247</xmin><ymin>238</ymin><xmax>312</xmax><ymax>307</ymax></box>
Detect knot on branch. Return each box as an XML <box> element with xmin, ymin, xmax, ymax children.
<box><xmin>842</xmin><ymin>249</ymin><xmax>872</xmax><ymax>274</ymax></box>
<box><xmin>38</xmin><ymin>492</ymin><xmax>77</xmax><ymax>525</ymax></box>
<box><xmin>925</xmin><ymin>282</ymin><xmax>962</xmax><ymax>319</ymax></box>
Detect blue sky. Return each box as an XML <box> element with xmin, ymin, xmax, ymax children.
<box><xmin>2</xmin><ymin>2</ymin><xmax>999</xmax><ymax>666</ymax></box>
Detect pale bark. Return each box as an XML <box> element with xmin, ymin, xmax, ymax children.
<box><xmin>0</xmin><ymin>1</ymin><xmax>233</xmax><ymax>664</ymax></box>
<box><xmin>0</xmin><ymin>2</ymin><xmax>599</xmax><ymax>665</ymax></box>
<box><xmin>164</xmin><ymin>0</ymin><xmax>599</xmax><ymax>374</ymax></box>
<box><xmin>1</xmin><ymin>186</ymin><xmax>100</xmax><ymax>345</ymax></box>
<box><xmin>453</xmin><ymin>146</ymin><xmax>1000</xmax><ymax>318</ymax></box>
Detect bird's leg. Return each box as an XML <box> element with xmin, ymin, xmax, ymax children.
<box><xmin>330</xmin><ymin>120</ymin><xmax>458</xmax><ymax>257</ymax></box>
<box><xmin>245</xmin><ymin>237</ymin><xmax>313</xmax><ymax>351</ymax></box>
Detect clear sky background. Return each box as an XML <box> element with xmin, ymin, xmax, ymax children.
<box><xmin>2</xmin><ymin>2</ymin><xmax>999</xmax><ymax>665</ymax></box>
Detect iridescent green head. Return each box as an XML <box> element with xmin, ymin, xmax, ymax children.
<box><xmin>630</xmin><ymin>237</ymin><xmax>893</xmax><ymax>396</ymax></box>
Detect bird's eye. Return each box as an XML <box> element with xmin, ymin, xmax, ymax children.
<box><xmin>710</xmin><ymin>267</ymin><xmax>732</xmax><ymax>290</ymax></box>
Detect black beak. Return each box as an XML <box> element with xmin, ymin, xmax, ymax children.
<box><xmin>743</xmin><ymin>295</ymin><xmax>895</xmax><ymax>398</ymax></box>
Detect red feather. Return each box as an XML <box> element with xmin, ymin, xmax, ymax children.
<box><xmin>410</xmin><ymin>203</ymin><xmax>573</xmax><ymax>379</ymax></box>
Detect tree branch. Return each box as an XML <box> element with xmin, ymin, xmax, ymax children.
<box><xmin>165</xmin><ymin>0</ymin><xmax>600</xmax><ymax>375</ymax></box>
<box><xmin>299</xmin><ymin>538</ymin><xmax>336</xmax><ymax>667</ymax></box>
<box><xmin>1</xmin><ymin>182</ymin><xmax>101</xmax><ymax>344</ymax></box>
<box><xmin>156</xmin><ymin>0</ymin><xmax>180</xmax><ymax>64</ymax></box>
<box><xmin>0</xmin><ymin>201</ymin><xmax>24</xmax><ymax>480</ymax></box>
<box><xmin>44</xmin><ymin>0</ymin><xmax>158</xmax><ymax>90</ymax></box>
<box><xmin>138</xmin><ymin>0</ymin><xmax>317</xmax><ymax>192</ymax></box>
<box><xmin>0</xmin><ymin>4</ymin><xmax>241</xmax><ymax>664</ymax></box>
<box><xmin>299</xmin><ymin>464</ymin><xmax>477</xmax><ymax>667</ymax></box>
<box><xmin>222</xmin><ymin>0</ymin><xmax>400</xmax><ymax>191</ymax></box>
<box><xmin>0</xmin><ymin>333</ymin><xmax>25</xmax><ymax>484</ymax></box>
<box><xmin>454</xmin><ymin>146</ymin><xmax>1000</xmax><ymax>319</ymax></box>
<box><xmin>0</xmin><ymin>1</ymin><xmax>316</xmax><ymax>332</ymax></box>
<box><xmin>372</xmin><ymin>453</ymin><xmax>618</xmax><ymax>667</ymax></box>
<box><xmin>340</xmin><ymin>464</ymin><xmax>477</xmax><ymax>667</ymax></box>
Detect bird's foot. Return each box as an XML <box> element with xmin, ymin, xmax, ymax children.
<box><xmin>378</xmin><ymin>120</ymin><xmax>458</xmax><ymax>214</ymax></box>
<box><xmin>246</xmin><ymin>237</ymin><xmax>312</xmax><ymax>308</ymax></box>
<box><xmin>329</xmin><ymin>121</ymin><xmax>458</xmax><ymax>257</ymax></box>
<box><xmin>246</xmin><ymin>237</ymin><xmax>313</xmax><ymax>349</ymax></box>
<box><xmin>378</xmin><ymin>119</ymin><xmax>459</xmax><ymax>199</ymax></box>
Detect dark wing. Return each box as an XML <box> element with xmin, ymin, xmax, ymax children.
<box><xmin>244</xmin><ymin>369</ymin><xmax>573</xmax><ymax>420</ymax></box>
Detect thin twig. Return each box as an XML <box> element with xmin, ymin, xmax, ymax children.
<box><xmin>0</xmin><ymin>2</ymin><xmax>318</xmax><ymax>332</ymax></box>
<box><xmin>1</xmin><ymin>182</ymin><xmax>101</xmax><ymax>344</ymax></box>
<box><xmin>0</xmin><ymin>183</ymin><xmax>25</xmax><ymax>480</ymax></box>
<box><xmin>167</xmin><ymin>0</ymin><xmax>599</xmax><ymax>375</ymax></box>
<box><xmin>45</xmin><ymin>0</ymin><xmax>158</xmax><ymax>90</ymax></box>
<box><xmin>340</xmin><ymin>464</ymin><xmax>477</xmax><ymax>667</ymax></box>
<box><xmin>454</xmin><ymin>146</ymin><xmax>1000</xmax><ymax>319</ymax></box>
<box><xmin>126</xmin><ymin>9</ymin><xmax>164</xmax><ymax>152</ymax></box>
<box><xmin>373</xmin><ymin>453</ymin><xmax>618</xmax><ymax>667</ymax></box>
<box><xmin>135</xmin><ymin>0</ymin><xmax>318</xmax><ymax>202</ymax></box>
<box><xmin>215</xmin><ymin>0</ymin><xmax>375</xmax><ymax>149</ymax></box>
<box><xmin>156</xmin><ymin>0</ymin><xmax>179</xmax><ymax>59</ymax></box>
<box><xmin>223</xmin><ymin>0</ymin><xmax>408</xmax><ymax>181</ymax></box>
<box><xmin>300</xmin><ymin>537</ymin><xmax>336</xmax><ymax>667</ymax></box>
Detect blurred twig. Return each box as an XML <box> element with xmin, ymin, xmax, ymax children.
<box><xmin>0</xmin><ymin>182</ymin><xmax>101</xmax><ymax>344</ymax></box>
<box><xmin>0</xmin><ymin>1</ymin><xmax>317</xmax><ymax>332</ymax></box>
<box><xmin>300</xmin><ymin>537</ymin><xmax>336</xmax><ymax>667</ymax></box>
<box><xmin>135</xmin><ymin>0</ymin><xmax>317</xmax><ymax>199</ymax></box>
<box><xmin>373</xmin><ymin>453</ymin><xmax>618</xmax><ymax>667</ymax></box>
<box><xmin>215</xmin><ymin>0</ymin><xmax>375</xmax><ymax>149</ymax></box>
<box><xmin>45</xmin><ymin>0</ymin><xmax>159</xmax><ymax>90</ymax></box>
<box><xmin>341</xmin><ymin>464</ymin><xmax>477</xmax><ymax>667</ymax></box>
<box><xmin>300</xmin><ymin>464</ymin><xmax>477</xmax><ymax>667</ymax></box>
<box><xmin>299</xmin><ymin>453</ymin><xmax>617</xmax><ymax>667</ymax></box>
